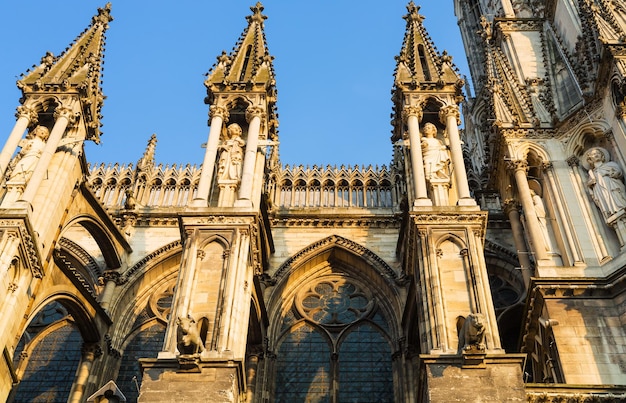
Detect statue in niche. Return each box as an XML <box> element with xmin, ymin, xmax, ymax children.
<box><xmin>456</xmin><ymin>312</ymin><xmax>487</xmax><ymax>354</ymax></box>
<box><xmin>217</xmin><ymin>123</ymin><xmax>245</xmax><ymax>182</ymax></box>
<box><xmin>8</xmin><ymin>125</ymin><xmax>49</xmax><ymax>182</ymax></box>
<box><xmin>584</xmin><ymin>147</ymin><xmax>626</xmax><ymax>218</ymax></box>
<box><xmin>530</xmin><ymin>189</ymin><xmax>552</xmax><ymax>251</ymax></box>
<box><xmin>421</xmin><ymin>122</ymin><xmax>450</xmax><ymax>180</ymax></box>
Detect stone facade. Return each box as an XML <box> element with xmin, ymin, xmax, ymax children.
<box><xmin>0</xmin><ymin>1</ymin><xmax>625</xmax><ymax>402</ymax></box>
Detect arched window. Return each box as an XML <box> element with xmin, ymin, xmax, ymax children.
<box><xmin>274</xmin><ymin>276</ymin><xmax>394</xmax><ymax>401</ymax></box>
<box><xmin>12</xmin><ymin>302</ymin><xmax>82</xmax><ymax>402</ymax></box>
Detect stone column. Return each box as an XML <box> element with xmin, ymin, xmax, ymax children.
<box><xmin>246</xmin><ymin>348</ymin><xmax>263</xmax><ymax>402</ymax></box>
<box><xmin>0</xmin><ymin>106</ymin><xmax>37</xmax><ymax>178</ymax></box>
<box><xmin>403</xmin><ymin>106</ymin><xmax>431</xmax><ymax>206</ymax></box>
<box><xmin>507</xmin><ymin>159</ymin><xmax>549</xmax><ymax>261</ymax></box>
<box><xmin>236</xmin><ymin>106</ymin><xmax>264</xmax><ymax>207</ymax></box>
<box><xmin>68</xmin><ymin>342</ymin><xmax>101</xmax><ymax>403</ymax></box>
<box><xmin>440</xmin><ymin>105</ymin><xmax>476</xmax><ymax>206</ymax></box>
<box><xmin>99</xmin><ymin>271</ymin><xmax>122</xmax><ymax>311</ymax></box>
<box><xmin>543</xmin><ymin>162</ymin><xmax>583</xmax><ymax>265</ymax></box>
<box><xmin>503</xmin><ymin>199</ymin><xmax>533</xmax><ymax>288</ymax></box>
<box><xmin>192</xmin><ymin>105</ymin><xmax>229</xmax><ymax>207</ymax></box>
<box><xmin>20</xmin><ymin>106</ymin><xmax>75</xmax><ymax>204</ymax></box>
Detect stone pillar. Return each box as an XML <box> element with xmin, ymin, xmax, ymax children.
<box><xmin>507</xmin><ymin>159</ymin><xmax>549</xmax><ymax>261</ymax></box>
<box><xmin>440</xmin><ymin>105</ymin><xmax>475</xmax><ymax>206</ymax></box>
<box><xmin>192</xmin><ymin>105</ymin><xmax>229</xmax><ymax>207</ymax></box>
<box><xmin>161</xmin><ymin>228</ymin><xmax>199</xmax><ymax>356</ymax></box>
<box><xmin>503</xmin><ymin>199</ymin><xmax>533</xmax><ymax>288</ymax></box>
<box><xmin>20</xmin><ymin>106</ymin><xmax>75</xmax><ymax>204</ymax></box>
<box><xmin>0</xmin><ymin>106</ymin><xmax>37</xmax><ymax>178</ymax></box>
<box><xmin>68</xmin><ymin>342</ymin><xmax>101</xmax><ymax>403</ymax></box>
<box><xmin>543</xmin><ymin>162</ymin><xmax>583</xmax><ymax>265</ymax></box>
<box><xmin>245</xmin><ymin>348</ymin><xmax>262</xmax><ymax>402</ymax></box>
<box><xmin>236</xmin><ymin>106</ymin><xmax>264</xmax><ymax>207</ymax></box>
<box><xmin>403</xmin><ymin>106</ymin><xmax>431</xmax><ymax>206</ymax></box>
<box><xmin>99</xmin><ymin>271</ymin><xmax>122</xmax><ymax>311</ymax></box>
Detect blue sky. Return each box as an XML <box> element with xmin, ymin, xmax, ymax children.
<box><xmin>0</xmin><ymin>1</ymin><xmax>470</xmax><ymax>167</ymax></box>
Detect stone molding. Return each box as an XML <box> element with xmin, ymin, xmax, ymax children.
<box><xmin>123</xmin><ymin>240</ymin><xmax>182</xmax><ymax>282</ymax></box>
<box><xmin>272</xmin><ymin>234</ymin><xmax>397</xmax><ymax>283</ymax></box>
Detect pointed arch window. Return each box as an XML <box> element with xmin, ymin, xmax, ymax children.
<box><xmin>274</xmin><ymin>276</ymin><xmax>394</xmax><ymax>402</ymax></box>
<box><xmin>418</xmin><ymin>45</ymin><xmax>431</xmax><ymax>81</ymax></box>
<box><xmin>239</xmin><ymin>45</ymin><xmax>253</xmax><ymax>82</ymax></box>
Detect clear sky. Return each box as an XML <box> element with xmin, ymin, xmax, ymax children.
<box><xmin>0</xmin><ymin>1</ymin><xmax>470</xmax><ymax>168</ymax></box>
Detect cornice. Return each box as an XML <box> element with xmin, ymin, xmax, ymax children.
<box><xmin>410</xmin><ymin>211</ymin><xmax>488</xmax><ymax>226</ymax></box>
<box><xmin>500</xmin><ymin>128</ymin><xmax>556</xmax><ymax>139</ymax></box>
<box><xmin>495</xmin><ymin>18</ymin><xmax>543</xmax><ymax>32</ymax></box>
<box><xmin>270</xmin><ymin>213</ymin><xmax>401</xmax><ymax>229</ymax></box>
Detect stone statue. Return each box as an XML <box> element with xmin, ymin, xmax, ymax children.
<box><xmin>8</xmin><ymin>125</ymin><xmax>49</xmax><ymax>182</ymax></box>
<box><xmin>177</xmin><ymin>315</ymin><xmax>206</xmax><ymax>355</ymax></box>
<box><xmin>530</xmin><ymin>189</ymin><xmax>551</xmax><ymax>251</ymax></box>
<box><xmin>421</xmin><ymin>122</ymin><xmax>450</xmax><ymax>180</ymax></box>
<box><xmin>585</xmin><ymin>147</ymin><xmax>626</xmax><ymax>218</ymax></box>
<box><xmin>217</xmin><ymin>123</ymin><xmax>245</xmax><ymax>182</ymax></box>
<box><xmin>456</xmin><ymin>313</ymin><xmax>486</xmax><ymax>354</ymax></box>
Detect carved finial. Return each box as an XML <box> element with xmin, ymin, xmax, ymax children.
<box><xmin>404</xmin><ymin>1</ymin><xmax>424</xmax><ymax>23</ymax></box>
<box><xmin>93</xmin><ymin>3</ymin><xmax>113</xmax><ymax>27</ymax></box>
<box><xmin>137</xmin><ymin>134</ymin><xmax>157</xmax><ymax>172</ymax></box>
<box><xmin>247</xmin><ymin>2</ymin><xmax>267</xmax><ymax>25</ymax></box>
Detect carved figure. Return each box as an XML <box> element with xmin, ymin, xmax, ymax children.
<box><xmin>8</xmin><ymin>125</ymin><xmax>49</xmax><ymax>181</ymax></box>
<box><xmin>585</xmin><ymin>147</ymin><xmax>626</xmax><ymax>218</ymax></box>
<box><xmin>456</xmin><ymin>313</ymin><xmax>486</xmax><ymax>354</ymax></box>
<box><xmin>177</xmin><ymin>315</ymin><xmax>206</xmax><ymax>355</ymax></box>
<box><xmin>217</xmin><ymin>123</ymin><xmax>245</xmax><ymax>181</ymax></box>
<box><xmin>123</xmin><ymin>188</ymin><xmax>137</xmax><ymax>210</ymax></box>
<box><xmin>530</xmin><ymin>189</ymin><xmax>551</xmax><ymax>251</ymax></box>
<box><xmin>421</xmin><ymin>122</ymin><xmax>450</xmax><ymax>180</ymax></box>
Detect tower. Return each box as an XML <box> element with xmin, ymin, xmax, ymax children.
<box><xmin>456</xmin><ymin>0</ymin><xmax>626</xmax><ymax>397</ymax></box>
<box><xmin>392</xmin><ymin>3</ymin><xmax>525</xmax><ymax>400</ymax></box>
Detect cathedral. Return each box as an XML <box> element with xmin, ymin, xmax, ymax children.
<box><xmin>1</xmin><ymin>1</ymin><xmax>626</xmax><ymax>401</ymax></box>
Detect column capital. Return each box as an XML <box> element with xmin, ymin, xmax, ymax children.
<box><xmin>103</xmin><ymin>270</ymin><xmax>124</xmax><ymax>285</ymax></box>
<box><xmin>506</xmin><ymin>159</ymin><xmax>528</xmax><ymax>173</ymax></box>
<box><xmin>209</xmin><ymin>105</ymin><xmax>229</xmax><ymax>120</ymax></box>
<box><xmin>439</xmin><ymin>104</ymin><xmax>461</xmax><ymax>125</ymax></box>
<box><xmin>502</xmin><ymin>198</ymin><xmax>519</xmax><ymax>215</ymax></box>
<box><xmin>541</xmin><ymin>161</ymin><xmax>553</xmax><ymax>171</ymax></box>
<box><xmin>566</xmin><ymin>155</ymin><xmax>579</xmax><ymax>167</ymax></box>
<box><xmin>15</xmin><ymin>105</ymin><xmax>38</xmax><ymax>124</ymax></box>
<box><xmin>54</xmin><ymin>106</ymin><xmax>78</xmax><ymax>124</ymax></box>
<box><xmin>246</xmin><ymin>106</ymin><xmax>266</xmax><ymax>122</ymax></box>
<box><xmin>402</xmin><ymin>105</ymin><xmax>423</xmax><ymax>121</ymax></box>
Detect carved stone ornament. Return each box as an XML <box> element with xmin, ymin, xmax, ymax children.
<box><xmin>8</xmin><ymin>125</ymin><xmax>50</xmax><ymax>182</ymax></box>
<box><xmin>456</xmin><ymin>313</ymin><xmax>487</xmax><ymax>354</ymax></box>
<box><xmin>583</xmin><ymin>147</ymin><xmax>626</xmax><ymax>219</ymax></box>
<box><xmin>177</xmin><ymin>315</ymin><xmax>207</xmax><ymax>355</ymax></box>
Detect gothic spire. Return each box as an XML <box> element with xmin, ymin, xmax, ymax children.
<box><xmin>16</xmin><ymin>3</ymin><xmax>113</xmax><ymax>143</ymax></box>
<box><xmin>205</xmin><ymin>2</ymin><xmax>276</xmax><ymax>92</ymax></box>
<box><xmin>480</xmin><ymin>18</ymin><xmax>535</xmax><ymax>127</ymax></box>
<box><xmin>137</xmin><ymin>134</ymin><xmax>157</xmax><ymax>173</ymax></box>
<box><xmin>393</xmin><ymin>2</ymin><xmax>461</xmax><ymax>89</ymax></box>
<box><xmin>204</xmin><ymin>2</ymin><xmax>278</xmax><ymax>141</ymax></box>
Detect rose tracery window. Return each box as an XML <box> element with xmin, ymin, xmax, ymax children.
<box><xmin>297</xmin><ymin>279</ymin><xmax>373</xmax><ymax>326</ymax></box>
